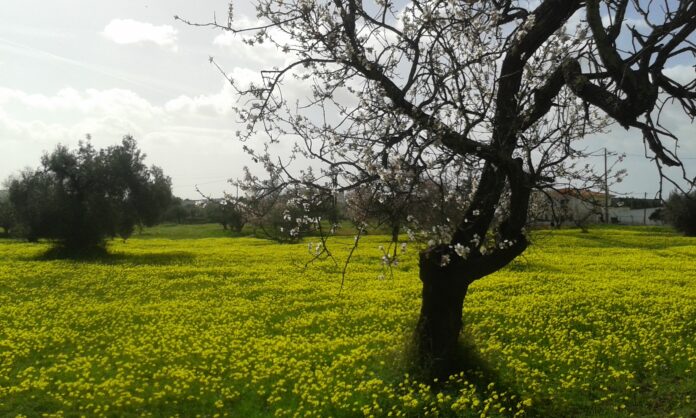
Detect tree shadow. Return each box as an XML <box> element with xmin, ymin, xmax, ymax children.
<box><xmin>452</xmin><ymin>339</ymin><xmax>545</xmax><ymax>416</ymax></box>
<box><xmin>31</xmin><ymin>246</ymin><xmax>196</xmax><ymax>265</ymax></box>
<box><xmin>405</xmin><ymin>334</ymin><xmax>545</xmax><ymax>417</ymax></box>
<box><xmin>572</xmin><ymin>232</ymin><xmax>686</xmax><ymax>250</ymax></box>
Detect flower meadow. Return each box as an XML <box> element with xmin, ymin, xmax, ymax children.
<box><xmin>0</xmin><ymin>226</ymin><xmax>694</xmax><ymax>417</ymax></box>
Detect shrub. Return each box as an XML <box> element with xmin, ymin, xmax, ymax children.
<box><xmin>664</xmin><ymin>191</ymin><xmax>696</xmax><ymax>236</ymax></box>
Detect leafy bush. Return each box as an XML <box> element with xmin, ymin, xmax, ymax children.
<box><xmin>664</xmin><ymin>191</ymin><xmax>696</xmax><ymax>236</ymax></box>
<box><xmin>7</xmin><ymin>136</ymin><xmax>172</xmax><ymax>251</ymax></box>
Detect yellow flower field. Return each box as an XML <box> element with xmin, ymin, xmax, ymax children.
<box><xmin>0</xmin><ymin>226</ymin><xmax>694</xmax><ymax>417</ymax></box>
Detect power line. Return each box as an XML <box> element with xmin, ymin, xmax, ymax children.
<box><xmin>621</xmin><ymin>153</ymin><xmax>696</xmax><ymax>160</ymax></box>
<box><xmin>585</xmin><ymin>151</ymin><xmax>696</xmax><ymax>159</ymax></box>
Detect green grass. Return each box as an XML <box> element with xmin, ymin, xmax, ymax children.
<box><xmin>134</xmin><ymin>223</ymin><xmax>236</xmax><ymax>239</ymax></box>
<box><xmin>0</xmin><ymin>227</ymin><xmax>694</xmax><ymax>417</ymax></box>
<box><xmin>136</xmin><ymin>221</ymin><xmax>364</xmax><ymax>240</ymax></box>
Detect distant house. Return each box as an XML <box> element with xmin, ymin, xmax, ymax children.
<box><xmin>608</xmin><ymin>206</ymin><xmax>663</xmax><ymax>225</ymax></box>
<box><xmin>534</xmin><ymin>188</ymin><xmax>610</xmax><ymax>226</ymax></box>
<box><xmin>532</xmin><ymin>189</ymin><xmax>665</xmax><ymax>226</ymax></box>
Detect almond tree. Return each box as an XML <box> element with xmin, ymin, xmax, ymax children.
<box><xmin>181</xmin><ymin>0</ymin><xmax>696</xmax><ymax>378</ymax></box>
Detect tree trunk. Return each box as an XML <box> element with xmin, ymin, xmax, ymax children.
<box><xmin>414</xmin><ymin>253</ymin><xmax>469</xmax><ymax>380</ymax></box>
<box><xmin>391</xmin><ymin>224</ymin><xmax>400</xmax><ymax>243</ymax></box>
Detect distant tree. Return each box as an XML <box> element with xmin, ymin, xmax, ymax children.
<box><xmin>204</xmin><ymin>198</ymin><xmax>247</xmax><ymax>233</ymax></box>
<box><xmin>244</xmin><ymin>185</ymin><xmax>327</xmax><ymax>243</ymax></box>
<box><xmin>163</xmin><ymin>197</ymin><xmax>189</xmax><ymax>224</ymax></box>
<box><xmin>6</xmin><ymin>170</ymin><xmax>59</xmax><ymax>242</ymax></box>
<box><xmin>182</xmin><ymin>0</ymin><xmax>696</xmax><ymax>378</ymax></box>
<box><xmin>664</xmin><ymin>192</ymin><xmax>696</xmax><ymax>236</ymax></box>
<box><xmin>166</xmin><ymin>199</ymin><xmax>208</xmax><ymax>224</ymax></box>
<box><xmin>239</xmin><ymin>168</ymin><xmax>337</xmax><ymax>242</ymax></box>
<box><xmin>0</xmin><ymin>191</ymin><xmax>16</xmax><ymax>236</ymax></box>
<box><xmin>8</xmin><ymin>136</ymin><xmax>173</xmax><ymax>252</ymax></box>
<box><xmin>347</xmin><ymin>174</ymin><xmax>472</xmax><ymax>250</ymax></box>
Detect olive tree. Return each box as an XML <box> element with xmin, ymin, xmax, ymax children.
<box><xmin>8</xmin><ymin>136</ymin><xmax>173</xmax><ymax>252</ymax></box>
<box><xmin>180</xmin><ymin>0</ymin><xmax>696</xmax><ymax>378</ymax></box>
<box><xmin>203</xmin><ymin>198</ymin><xmax>247</xmax><ymax>232</ymax></box>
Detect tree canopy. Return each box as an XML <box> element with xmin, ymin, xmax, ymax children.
<box><xmin>182</xmin><ymin>0</ymin><xmax>696</xmax><ymax>378</ymax></box>
<box><xmin>8</xmin><ymin>136</ymin><xmax>172</xmax><ymax>252</ymax></box>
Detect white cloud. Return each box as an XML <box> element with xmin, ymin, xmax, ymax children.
<box><xmin>164</xmin><ymin>68</ymin><xmax>262</xmax><ymax>116</ymax></box>
<box><xmin>663</xmin><ymin>65</ymin><xmax>695</xmax><ymax>86</ymax></box>
<box><xmin>0</xmin><ymin>85</ymin><xmax>256</xmax><ymax>198</ymax></box>
<box><xmin>165</xmin><ymin>85</ymin><xmax>235</xmax><ymax>116</ymax></box>
<box><xmin>213</xmin><ymin>31</ymin><xmax>285</xmax><ymax>69</ymax></box>
<box><xmin>212</xmin><ymin>16</ymin><xmax>295</xmax><ymax>71</ymax></box>
<box><xmin>0</xmin><ymin>87</ymin><xmax>164</xmax><ymax>121</ymax></box>
<box><xmin>102</xmin><ymin>19</ymin><xmax>178</xmax><ymax>52</ymax></box>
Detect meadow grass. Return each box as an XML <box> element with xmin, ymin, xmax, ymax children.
<box><xmin>137</xmin><ymin>221</ymin><xmax>375</xmax><ymax>240</ymax></box>
<box><xmin>134</xmin><ymin>223</ymin><xmax>238</xmax><ymax>240</ymax></box>
<box><xmin>0</xmin><ymin>226</ymin><xmax>694</xmax><ymax>417</ymax></box>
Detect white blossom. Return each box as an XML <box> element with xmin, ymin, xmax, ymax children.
<box><xmin>454</xmin><ymin>243</ymin><xmax>470</xmax><ymax>259</ymax></box>
<box><xmin>440</xmin><ymin>254</ymin><xmax>451</xmax><ymax>267</ymax></box>
<box><xmin>471</xmin><ymin>234</ymin><xmax>481</xmax><ymax>246</ymax></box>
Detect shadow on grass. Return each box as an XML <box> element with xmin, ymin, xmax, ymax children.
<box><xmin>455</xmin><ymin>339</ymin><xmax>546</xmax><ymax>417</ymax></box>
<box><xmin>572</xmin><ymin>232</ymin><xmax>687</xmax><ymax>250</ymax></box>
<box><xmin>404</xmin><ymin>335</ymin><xmax>545</xmax><ymax>417</ymax></box>
<box><xmin>31</xmin><ymin>246</ymin><xmax>196</xmax><ymax>265</ymax></box>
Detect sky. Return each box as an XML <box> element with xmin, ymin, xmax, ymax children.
<box><xmin>0</xmin><ymin>0</ymin><xmax>694</xmax><ymax>200</ymax></box>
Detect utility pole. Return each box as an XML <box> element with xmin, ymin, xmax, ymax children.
<box><xmin>604</xmin><ymin>148</ymin><xmax>609</xmax><ymax>224</ymax></box>
<box><xmin>643</xmin><ymin>192</ymin><xmax>647</xmax><ymax>225</ymax></box>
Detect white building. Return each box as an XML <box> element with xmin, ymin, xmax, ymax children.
<box><xmin>608</xmin><ymin>206</ymin><xmax>663</xmax><ymax>225</ymax></box>
<box><xmin>533</xmin><ymin>188</ymin><xmax>609</xmax><ymax>226</ymax></box>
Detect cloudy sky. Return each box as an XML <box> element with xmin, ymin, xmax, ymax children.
<box><xmin>0</xmin><ymin>1</ymin><xmax>694</xmax><ymax>199</ymax></box>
